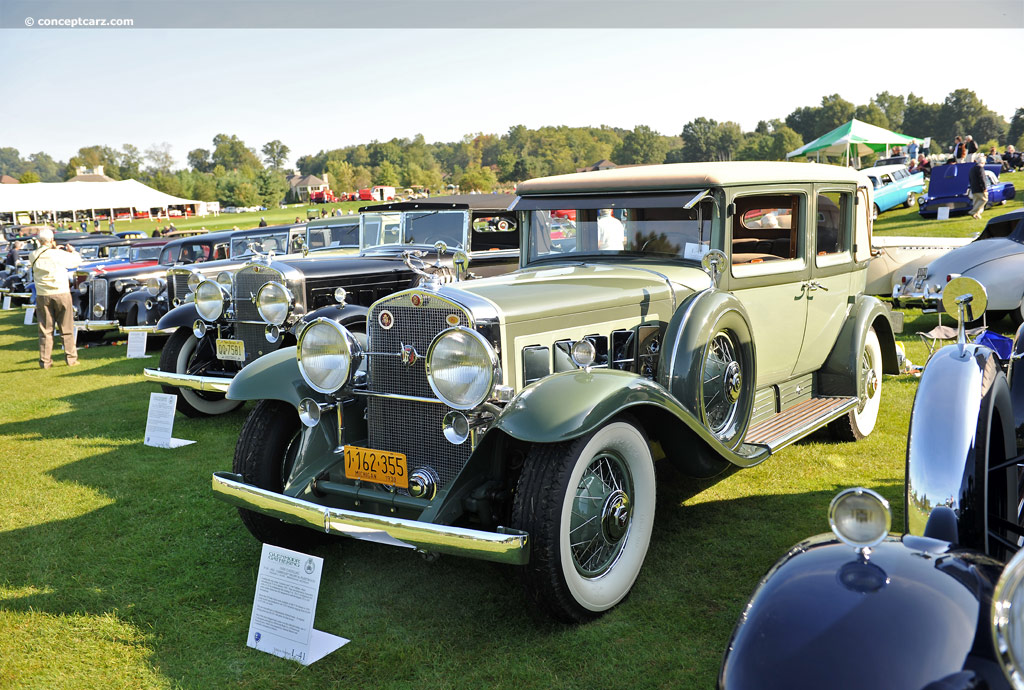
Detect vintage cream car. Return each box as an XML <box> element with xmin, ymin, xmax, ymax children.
<box><xmin>212</xmin><ymin>162</ymin><xmax>900</xmax><ymax>623</ymax></box>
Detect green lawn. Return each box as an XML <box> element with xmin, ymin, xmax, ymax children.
<box><xmin>1</xmin><ymin>178</ymin><xmax>1022</xmax><ymax>688</ymax></box>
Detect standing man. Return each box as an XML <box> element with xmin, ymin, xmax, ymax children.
<box><xmin>29</xmin><ymin>227</ymin><xmax>82</xmax><ymax>368</ymax></box>
<box><xmin>965</xmin><ymin>135</ymin><xmax>978</xmax><ymax>159</ymax></box>
<box><xmin>968</xmin><ymin>154</ymin><xmax>989</xmax><ymax>220</ymax></box>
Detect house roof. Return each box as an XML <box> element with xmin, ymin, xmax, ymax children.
<box><xmin>289</xmin><ymin>174</ymin><xmax>325</xmax><ymax>188</ymax></box>
<box><xmin>0</xmin><ymin>175</ymin><xmax>20</xmax><ymax>184</ymax></box>
<box><xmin>67</xmin><ymin>172</ymin><xmax>116</xmax><ymax>182</ymax></box>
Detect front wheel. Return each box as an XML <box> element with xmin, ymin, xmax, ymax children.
<box><xmin>158</xmin><ymin>327</ymin><xmax>242</xmax><ymax>417</ymax></box>
<box><xmin>233</xmin><ymin>400</ymin><xmax>328</xmax><ymax>549</ymax></box>
<box><xmin>904</xmin><ymin>192</ymin><xmax>917</xmax><ymax>208</ymax></box>
<box><xmin>829</xmin><ymin>328</ymin><xmax>882</xmax><ymax>441</ymax></box>
<box><xmin>871</xmin><ymin>204</ymin><xmax>880</xmax><ymax>221</ymax></box>
<box><xmin>511</xmin><ymin>417</ymin><xmax>656</xmax><ymax>624</ymax></box>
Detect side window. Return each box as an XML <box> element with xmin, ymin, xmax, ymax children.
<box><xmin>880</xmin><ymin>174</ymin><xmax>892</xmax><ymax>185</ymax></box>
<box><xmin>815</xmin><ymin>191</ymin><xmax>850</xmax><ymax>258</ymax></box>
<box><xmin>731</xmin><ymin>194</ymin><xmax>802</xmax><ymax>266</ymax></box>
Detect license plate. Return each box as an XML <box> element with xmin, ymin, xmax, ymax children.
<box><xmin>914</xmin><ymin>267</ymin><xmax>928</xmax><ymax>290</ymax></box>
<box><xmin>216</xmin><ymin>338</ymin><xmax>245</xmax><ymax>361</ymax></box>
<box><xmin>344</xmin><ymin>445</ymin><xmax>408</xmax><ymax>488</ymax></box>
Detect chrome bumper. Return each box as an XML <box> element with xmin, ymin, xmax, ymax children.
<box><xmin>120</xmin><ymin>324</ymin><xmax>174</xmax><ymax>335</ymax></box>
<box><xmin>74</xmin><ymin>319</ymin><xmax>119</xmax><ymax>331</ymax></box>
<box><xmin>211</xmin><ymin>471</ymin><xmax>530</xmax><ymax>565</ymax></box>
<box><xmin>9</xmin><ymin>291</ymin><xmax>31</xmax><ymax>299</ymax></box>
<box><xmin>143</xmin><ymin>368</ymin><xmax>232</xmax><ymax>392</ymax></box>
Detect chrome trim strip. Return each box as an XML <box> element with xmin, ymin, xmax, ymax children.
<box><xmin>74</xmin><ymin>319</ymin><xmax>119</xmax><ymax>331</ymax></box>
<box><xmin>119</xmin><ymin>324</ymin><xmax>175</xmax><ymax>334</ymax></box>
<box><xmin>9</xmin><ymin>291</ymin><xmax>31</xmax><ymax>299</ymax></box>
<box><xmin>352</xmin><ymin>389</ymin><xmax>446</xmax><ymax>404</ymax></box>
<box><xmin>142</xmin><ymin>368</ymin><xmax>232</xmax><ymax>392</ymax></box>
<box><xmin>211</xmin><ymin>471</ymin><xmax>529</xmax><ymax>565</ymax></box>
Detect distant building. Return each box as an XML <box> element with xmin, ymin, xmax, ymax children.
<box><xmin>287</xmin><ymin>173</ymin><xmax>329</xmax><ymax>202</ymax></box>
<box><xmin>66</xmin><ymin>165</ymin><xmax>115</xmax><ymax>182</ymax></box>
<box><xmin>575</xmin><ymin>159</ymin><xmax>617</xmax><ymax>173</ymax></box>
<box><xmin>0</xmin><ymin>174</ymin><xmax>20</xmax><ymax>184</ymax></box>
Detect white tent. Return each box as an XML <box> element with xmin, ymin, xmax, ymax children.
<box><xmin>0</xmin><ymin>179</ymin><xmax>206</xmax><ymax>222</ymax></box>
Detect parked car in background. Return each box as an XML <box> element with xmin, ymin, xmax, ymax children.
<box><xmin>918</xmin><ymin>162</ymin><xmax>1016</xmax><ymax>217</ymax></box>
<box><xmin>894</xmin><ymin>210</ymin><xmax>1024</xmax><ymax>325</ymax></box>
<box><xmin>211</xmin><ymin>162</ymin><xmax>900</xmax><ymax>623</ymax></box>
<box><xmin>872</xmin><ymin>154</ymin><xmax>910</xmax><ymax>167</ymax></box>
<box><xmin>719</xmin><ymin>278</ymin><xmax>1024</xmax><ymax>690</ymax></box>
<box><xmin>864</xmin><ymin>234</ymin><xmax>972</xmax><ymax>296</ymax></box>
<box><xmin>863</xmin><ymin>163</ymin><xmax>925</xmax><ymax>219</ymax></box>
<box><xmin>144</xmin><ymin>195</ymin><xmax>518</xmax><ymax>416</ymax></box>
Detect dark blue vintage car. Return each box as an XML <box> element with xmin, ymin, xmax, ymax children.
<box><xmin>918</xmin><ymin>162</ymin><xmax>1016</xmax><ymax>217</ymax></box>
<box><xmin>719</xmin><ymin>277</ymin><xmax>1024</xmax><ymax>690</ymax></box>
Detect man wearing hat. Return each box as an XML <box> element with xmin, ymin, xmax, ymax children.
<box><xmin>29</xmin><ymin>227</ymin><xmax>82</xmax><ymax>368</ymax></box>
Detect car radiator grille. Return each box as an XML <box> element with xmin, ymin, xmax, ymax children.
<box><xmin>89</xmin><ymin>278</ymin><xmax>108</xmax><ymax>317</ymax></box>
<box><xmin>230</xmin><ymin>265</ymin><xmax>283</xmax><ymax>365</ymax></box>
<box><xmin>167</xmin><ymin>273</ymin><xmax>191</xmax><ymax>303</ymax></box>
<box><xmin>367</xmin><ymin>294</ymin><xmax>472</xmax><ymax>489</ymax></box>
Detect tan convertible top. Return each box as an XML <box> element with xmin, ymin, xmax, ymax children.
<box><xmin>516</xmin><ymin>161</ymin><xmax>866</xmax><ymax>195</ymax></box>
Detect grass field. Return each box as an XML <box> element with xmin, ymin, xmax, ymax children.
<box><xmin>1</xmin><ymin>176</ymin><xmax>1022</xmax><ymax>689</ymax></box>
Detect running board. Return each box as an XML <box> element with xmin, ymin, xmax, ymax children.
<box><xmin>744</xmin><ymin>396</ymin><xmax>858</xmax><ymax>451</ymax></box>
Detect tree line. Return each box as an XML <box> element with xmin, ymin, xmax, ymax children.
<box><xmin>2</xmin><ymin>89</ymin><xmax>1022</xmax><ymax>208</ymax></box>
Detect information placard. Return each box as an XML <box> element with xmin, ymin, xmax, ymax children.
<box><xmin>247</xmin><ymin>544</ymin><xmax>348</xmax><ymax>665</ymax></box>
<box><xmin>126</xmin><ymin>331</ymin><xmax>149</xmax><ymax>358</ymax></box>
<box><xmin>24</xmin><ymin>306</ymin><xmax>34</xmax><ymax>325</ymax></box>
<box><xmin>2</xmin><ymin>295</ymin><xmax>10</xmax><ymax>310</ymax></box>
<box><xmin>143</xmin><ymin>392</ymin><xmax>195</xmax><ymax>448</ymax></box>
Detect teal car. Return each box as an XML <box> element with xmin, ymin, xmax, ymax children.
<box><xmin>212</xmin><ymin>162</ymin><xmax>901</xmax><ymax>623</ymax></box>
<box><xmin>864</xmin><ymin>164</ymin><xmax>925</xmax><ymax>219</ymax></box>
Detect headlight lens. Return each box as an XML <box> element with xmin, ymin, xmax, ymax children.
<box><xmin>297</xmin><ymin>319</ymin><xmax>358</xmax><ymax>394</ymax></box>
<box><xmin>426</xmin><ymin>327</ymin><xmax>499</xmax><ymax>410</ymax></box>
<box><xmin>828</xmin><ymin>487</ymin><xmax>891</xmax><ymax>549</ymax></box>
<box><xmin>113</xmin><ymin>279</ymin><xmax>124</xmax><ymax>292</ymax></box>
<box><xmin>145</xmin><ymin>277</ymin><xmax>163</xmax><ymax>296</ymax></box>
<box><xmin>992</xmin><ymin>548</ymin><xmax>1024</xmax><ymax>686</ymax></box>
<box><xmin>216</xmin><ymin>271</ymin><xmax>233</xmax><ymax>288</ymax></box>
<box><xmin>256</xmin><ymin>281</ymin><xmax>291</xmax><ymax>326</ymax></box>
<box><xmin>187</xmin><ymin>272</ymin><xmax>202</xmax><ymax>292</ymax></box>
<box><xmin>194</xmin><ymin>280</ymin><xmax>225</xmax><ymax>321</ymax></box>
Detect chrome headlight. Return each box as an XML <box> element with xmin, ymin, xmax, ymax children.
<box><xmin>426</xmin><ymin>327</ymin><xmax>500</xmax><ymax>410</ymax></box>
<box><xmin>113</xmin><ymin>279</ymin><xmax>125</xmax><ymax>292</ymax></box>
<box><xmin>297</xmin><ymin>318</ymin><xmax>361</xmax><ymax>394</ymax></box>
<box><xmin>194</xmin><ymin>280</ymin><xmax>226</xmax><ymax>321</ymax></box>
<box><xmin>216</xmin><ymin>271</ymin><xmax>233</xmax><ymax>288</ymax></box>
<box><xmin>828</xmin><ymin>487</ymin><xmax>891</xmax><ymax>550</ymax></box>
<box><xmin>187</xmin><ymin>271</ymin><xmax>202</xmax><ymax>292</ymax></box>
<box><xmin>256</xmin><ymin>281</ymin><xmax>292</xmax><ymax>326</ymax></box>
<box><xmin>78</xmin><ymin>282</ymin><xmax>89</xmax><ymax>294</ymax></box>
<box><xmin>993</xmin><ymin>549</ymin><xmax>1024</xmax><ymax>686</ymax></box>
<box><xmin>145</xmin><ymin>277</ymin><xmax>164</xmax><ymax>296</ymax></box>
<box><xmin>92</xmin><ymin>303</ymin><xmax>104</xmax><ymax>317</ymax></box>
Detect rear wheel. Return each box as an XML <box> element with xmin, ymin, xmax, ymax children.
<box><xmin>830</xmin><ymin>329</ymin><xmax>882</xmax><ymax>441</ymax></box>
<box><xmin>511</xmin><ymin>417</ymin><xmax>656</xmax><ymax>623</ymax></box>
<box><xmin>871</xmin><ymin>204</ymin><xmax>880</xmax><ymax>221</ymax></box>
<box><xmin>234</xmin><ymin>400</ymin><xmax>328</xmax><ymax>549</ymax></box>
<box><xmin>158</xmin><ymin>327</ymin><xmax>241</xmax><ymax>417</ymax></box>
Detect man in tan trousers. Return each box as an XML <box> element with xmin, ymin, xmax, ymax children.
<box><xmin>30</xmin><ymin>227</ymin><xmax>82</xmax><ymax>368</ymax></box>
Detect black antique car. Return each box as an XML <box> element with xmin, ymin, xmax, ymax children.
<box><xmin>719</xmin><ymin>277</ymin><xmax>1024</xmax><ymax>690</ymax></box>
<box><xmin>144</xmin><ymin>195</ymin><xmax>517</xmax><ymax>417</ymax></box>
<box><xmin>115</xmin><ymin>222</ymin><xmax>332</xmax><ymax>337</ymax></box>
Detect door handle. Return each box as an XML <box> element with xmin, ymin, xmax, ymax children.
<box><xmin>803</xmin><ymin>280</ymin><xmax>829</xmax><ymax>292</ymax></box>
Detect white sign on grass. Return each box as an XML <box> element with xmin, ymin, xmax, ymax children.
<box><xmin>2</xmin><ymin>295</ymin><xmax>10</xmax><ymax>310</ymax></box>
<box><xmin>248</xmin><ymin>543</ymin><xmax>348</xmax><ymax>665</ymax></box>
<box><xmin>126</xmin><ymin>331</ymin><xmax>149</xmax><ymax>358</ymax></box>
<box><xmin>24</xmin><ymin>306</ymin><xmax>34</xmax><ymax>325</ymax></box>
<box><xmin>143</xmin><ymin>392</ymin><xmax>195</xmax><ymax>449</ymax></box>
<box><xmin>937</xmin><ymin>207</ymin><xmax>951</xmax><ymax>220</ymax></box>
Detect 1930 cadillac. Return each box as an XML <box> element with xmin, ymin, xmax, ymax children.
<box><xmin>719</xmin><ymin>277</ymin><xmax>1024</xmax><ymax>690</ymax></box>
<box><xmin>143</xmin><ymin>195</ymin><xmax>518</xmax><ymax>417</ymax></box>
<box><xmin>116</xmin><ymin>220</ymin><xmax>344</xmax><ymax>337</ymax></box>
<box><xmin>211</xmin><ymin>163</ymin><xmax>901</xmax><ymax>623</ymax></box>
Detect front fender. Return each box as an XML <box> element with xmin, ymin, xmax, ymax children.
<box><xmin>493</xmin><ymin>368</ymin><xmax>769</xmax><ymax>469</ymax></box>
<box><xmin>227</xmin><ymin>346</ymin><xmax>316</xmax><ymax>406</ymax></box>
<box><xmin>819</xmin><ymin>294</ymin><xmax>899</xmax><ymax>398</ymax></box>
<box><xmin>292</xmin><ymin>303</ymin><xmax>369</xmax><ymax>336</ymax></box>
<box><xmin>157</xmin><ymin>303</ymin><xmax>199</xmax><ymax>331</ymax></box>
<box><xmin>905</xmin><ymin>343</ymin><xmax>1015</xmax><ymax>550</ymax></box>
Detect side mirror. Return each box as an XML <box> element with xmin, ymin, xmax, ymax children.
<box><xmin>701</xmin><ymin>249</ymin><xmax>727</xmax><ymax>288</ymax></box>
<box><xmin>942</xmin><ymin>276</ymin><xmax>987</xmax><ymax>345</ymax></box>
<box><xmin>453</xmin><ymin>250</ymin><xmax>470</xmax><ymax>281</ymax></box>
<box><xmin>434</xmin><ymin>241</ymin><xmax>448</xmax><ymax>257</ymax></box>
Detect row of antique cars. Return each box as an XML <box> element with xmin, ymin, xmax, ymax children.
<box><xmin>5</xmin><ymin>161</ymin><xmax>1024</xmax><ymax>686</ymax></box>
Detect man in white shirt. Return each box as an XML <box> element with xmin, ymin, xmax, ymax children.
<box><xmin>597</xmin><ymin>208</ymin><xmax>625</xmax><ymax>250</ymax></box>
<box><xmin>29</xmin><ymin>228</ymin><xmax>82</xmax><ymax>368</ymax></box>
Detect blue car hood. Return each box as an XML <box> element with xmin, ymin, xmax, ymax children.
<box><xmin>928</xmin><ymin>163</ymin><xmax>1002</xmax><ymax>197</ymax></box>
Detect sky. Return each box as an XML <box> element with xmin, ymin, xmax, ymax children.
<box><xmin>3</xmin><ymin>28</ymin><xmax>1023</xmax><ymax>169</ymax></box>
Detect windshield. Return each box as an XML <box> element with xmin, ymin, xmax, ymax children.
<box><xmin>131</xmin><ymin>245</ymin><xmax>162</xmax><ymax>263</ymax></box>
<box><xmin>230</xmin><ymin>231</ymin><xmax>292</xmax><ymax>257</ymax></box>
<box><xmin>307</xmin><ymin>222</ymin><xmax>359</xmax><ymax>250</ymax></box>
<box><xmin>360</xmin><ymin>210</ymin><xmax>465</xmax><ymax>250</ymax></box>
<box><xmin>78</xmin><ymin>245</ymin><xmax>101</xmax><ymax>259</ymax></box>
<box><xmin>159</xmin><ymin>241</ymin><xmax>214</xmax><ymax>265</ymax></box>
<box><xmin>525</xmin><ymin>202</ymin><xmax>714</xmax><ymax>263</ymax></box>
<box><xmin>109</xmin><ymin>245</ymin><xmax>131</xmax><ymax>260</ymax></box>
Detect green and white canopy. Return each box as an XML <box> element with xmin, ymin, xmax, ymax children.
<box><xmin>786</xmin><ymin>119</ymin><xmax>924</xmax><ymax>163</ymax></box>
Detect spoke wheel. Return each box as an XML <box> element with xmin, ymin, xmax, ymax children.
<box><xmin>872</xmin><ymin>204</ymin><xmax>880</xmax><ymax>221</ymax></box>
<box><xmin>701</xmin><ymin>331</ymin><xmax>743</xmax><ymax>441</ymax></box>
<box><xmin>158</xmin><ymin>327</ymin><xmax>242</xmax><ymax>417</ymax></box>
<box><xmin>512</xmin><ymin>417</ymin><xmax>655</xmax><ymax>623</ymax></box>
<box><xmin>830</xmin><ymin>329</ymin><xmax>882</xmax><ymax>441</ymax></box>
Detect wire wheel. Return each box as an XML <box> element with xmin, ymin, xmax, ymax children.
<box><xmin>569</xmin><ymin>451</ymin><xmax>633</xmax><ymax>578</ymax></box>
<box><xmin>702</xmin><ymin>331</ymin><xmax>743</xmax><ymax>438</ymax></box>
